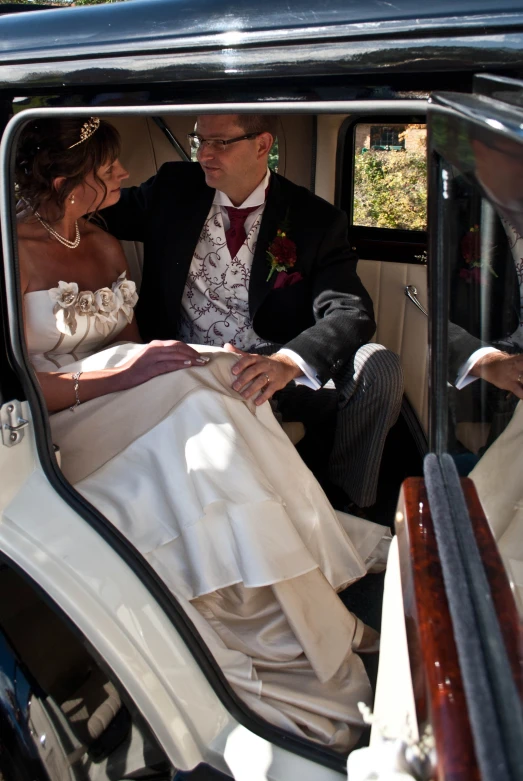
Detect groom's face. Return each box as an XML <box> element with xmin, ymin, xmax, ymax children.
<box><xmin>194</xmin><ymin>115</ymin><xmax>265</xmax><ymax>198</ymax></box>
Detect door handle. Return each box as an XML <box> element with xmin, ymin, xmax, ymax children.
<box><xmin>405</xmin><ymin>285</ymin><xmax>428</xmax><ymax>317</ymax></box>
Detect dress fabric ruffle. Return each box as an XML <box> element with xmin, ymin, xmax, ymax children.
<box><xmin>26</xmin><ymin>288</ymin><xmax>391</xmax><ymax>753</ymax></box>
<box><xmin>470</xmin><ymin>400</ymin><xmax>523</xmax><ymax>616</ymax></box>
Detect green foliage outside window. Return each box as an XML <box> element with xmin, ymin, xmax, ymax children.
<box><xmin>353</xmin><ymin>147</ymin><xmax>427</xmax><ymax>231</ymax></box>
<box><xmin>268</xmin><ymin>137</ymin><xmax>279</xmax><ymax>173</ymax></box>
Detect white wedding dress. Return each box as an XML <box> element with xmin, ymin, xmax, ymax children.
<box><xmin>25</xmin><ymin>274</ymin><xmax>391</xmax><ymax>752</ymax></box>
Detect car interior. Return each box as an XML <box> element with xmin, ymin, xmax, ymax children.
<box><xmin>109</xmin><ymin>113</ymin><xmax>429</xmax><ymax>440</ymax></box>
<box><xmin>0</xmin><ymin>108</ymin><xmax>433</xmax><ymax>779</ymax></box>
<box><xmin>103</xmin><ymin>111</ymin><xmax>428</xmax><ymax>508</ymax></box>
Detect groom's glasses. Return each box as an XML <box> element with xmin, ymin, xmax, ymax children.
<box><xmin>187</xmin><ymin>132</ymin><xmax>260</xmax><ymax>152</ymax></box>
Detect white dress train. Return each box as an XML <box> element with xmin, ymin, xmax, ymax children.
<box><xmin>469</xmin><ymin>400</ymin><xmax>523</xmax><ymax>616</ymax></box>
<box><xmin>25</xmin><ymin>277</ymin><xmax>391</xmax><ymax>752</ymax></box>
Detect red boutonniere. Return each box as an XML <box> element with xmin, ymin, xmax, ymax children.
<box><xmin>266</xmin><ymin>212</ymin><xmax>297</xmax><ymax>282</ymax></box>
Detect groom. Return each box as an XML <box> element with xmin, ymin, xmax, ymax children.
<box><xmin>102</xmin><ymin>113</ymin><xmax>403</xmax><ymax>508</ymax></box>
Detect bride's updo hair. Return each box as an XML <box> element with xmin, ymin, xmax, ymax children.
<box><xmin>15</xmin><ymin>117</ymin><xmax>121</xmax><ymax>216</ymax></box>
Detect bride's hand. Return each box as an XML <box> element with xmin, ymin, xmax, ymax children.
<box><xmin>37</xmin><ymin>341</ymin><xmax>210</xmax><ymax>413</ymax></box>
<box><xmin>116</xmin><ymin>340</ymin><xmax>209</xmax><ymax>389</ymax></box>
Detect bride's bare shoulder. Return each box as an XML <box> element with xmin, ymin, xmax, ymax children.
<box><xmin>16</xmin><ymin>216</ymin><xmax>44</xmax><ymax>294</ymax></box>
<box><xmin>17</xmin><ymin>210</ymin><xmax>40</xmax><ymax>238</ymax></box>
<box><xmin>16</xmin><ymin>215</ymin><xmax>48</xmax><ymax>268</ymax></box>
<box><xmin>82</xmin><ymin>218</ymin><xmax>120</xmax><ymax>249</ymax></box>
<box><xmin>82</xmin><ymin>218</ymin><xmax>128</xmax><ymax>271</ymax></box>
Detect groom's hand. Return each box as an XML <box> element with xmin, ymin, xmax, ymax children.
<box><xmin>471</xmin><ymin>351</ymin><xmax>523</xmax><ymax>398</ymax></box>
<box><xmin>225</xmin><ymin>344</ymin><xmax>301</xmax><ymax>405</ymax></box>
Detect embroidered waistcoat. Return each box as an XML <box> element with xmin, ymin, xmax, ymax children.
<box><xmin>178</xmin><ymin>205</ymin><xmax>266</xmax><ymax>350</ymax></box>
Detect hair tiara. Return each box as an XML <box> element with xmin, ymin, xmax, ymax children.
<box><xmin>67</xmin><ymin>117</ymin><xmax>101</xmax><ymax>149</ymax></box>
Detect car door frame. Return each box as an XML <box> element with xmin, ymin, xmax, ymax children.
<box><xmin>0</xmin><ymin>100</ymin><xmax>427</xmax><ymax>779</ymax></box>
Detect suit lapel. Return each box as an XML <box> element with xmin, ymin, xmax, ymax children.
<box><xmin>249</xmin><ymin>173</ymin><xmax>288</xmax><ymax>315</ymax></box>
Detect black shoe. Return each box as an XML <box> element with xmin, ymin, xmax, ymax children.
<box><xmin>343</xmin><ymin>500</ymin><xmax>372</xmax><ymax>520</ymax></box>
<box><xmin>322</xmin><ymin>480</ymin><xmax>373</xmax><ymax>519</ymax></box>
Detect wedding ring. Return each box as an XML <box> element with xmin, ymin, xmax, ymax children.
<box><xmin>262</xmin><ymin>372</ymin><xmax>270</xmax><ymax>387</ymax></box>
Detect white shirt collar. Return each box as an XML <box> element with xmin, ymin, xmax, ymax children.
<box><xmin>213</xmin><ymin>168</ymin><xmax>271</xmax><ymax>208</ymax></box>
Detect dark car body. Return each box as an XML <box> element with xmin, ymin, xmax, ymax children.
<box><xmin>0</xmin><ymin>2</ymin><xmax>522</xmax><ymax>780</ymax></box>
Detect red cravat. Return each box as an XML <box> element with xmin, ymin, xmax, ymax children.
<box><xmin>224</xmin><ymin>205</ymin><xmax>259</xmax><ymax>259</ymax></box>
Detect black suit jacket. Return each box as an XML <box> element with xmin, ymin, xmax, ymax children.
<box><xmin>102</xmin><ymin>162</ymin><xmax>375</xmax><ymax>384</ymax></box>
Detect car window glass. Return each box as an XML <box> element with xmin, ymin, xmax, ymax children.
<box><xmin>352</xmin><ymin>122</ymin><xmax>427</xmax><ymax>231</ymax></box>
<box><xmin>438</xmin><ymin>130</ymin><xmax>523</xmax><ymax>616</ymax></box>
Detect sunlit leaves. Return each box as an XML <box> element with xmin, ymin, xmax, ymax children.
<box><xmin>353</xmin><ymin>147</ymin><xmax>427</xmax><ymax>231</ymax></box>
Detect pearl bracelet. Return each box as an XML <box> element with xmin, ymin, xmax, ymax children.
<box><xmin>70</xmin><ymin>370</ymin><xmax>83</xmax><ymax>412</ymax></box>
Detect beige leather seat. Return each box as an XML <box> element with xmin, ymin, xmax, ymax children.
<box><xmin>358</xmin><ymin>259</ymin><xmax>428</xmax><ymax>433</ymax></box>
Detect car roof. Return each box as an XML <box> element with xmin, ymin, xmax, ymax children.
<box><xmin>1</xmin><ymin>0</ymin><xmax>523</xmax><ymax>64</ymax></box>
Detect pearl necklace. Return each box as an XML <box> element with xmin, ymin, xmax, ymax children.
<box><xmin>34</xmin><ymin>211</ymin><xmax>81</xmax><ymax>250</ymax></box>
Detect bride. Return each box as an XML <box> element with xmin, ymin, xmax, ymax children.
<box><xmin>17</xmin><ymin>117</ymin><xmax>390</xmax><ymax>752</ymax></box>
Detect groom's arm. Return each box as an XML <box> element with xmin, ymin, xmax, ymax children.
<box><xmin>100</xmin><ymin>162</ymin><xmax>195</xmax><ymax>242</ymax></box>
<box><xmin>232</xmin><ymin>207</ymin><xmax>375</xmax><ymax>403</ymax></box>
<box><xmin>282</xmin><ymin>208</ymin><xmax>376</xmax><ymax>385</ymax></box>
<box><xmin>100</xmin><ymin>169</ymin><xmax>160</xmax><ymax>243</ymax></box>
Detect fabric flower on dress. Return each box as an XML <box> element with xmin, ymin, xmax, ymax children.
<box><xmin>49</xmin><ymin>281</ymin><xmax>79</xmax><ymax>335</ymax></box>
<box><xmin>75</xmin><ymin>291</ymin><xmax>97</xmax><ymax>317</ymax></box>
<box><xmin>49</xmin><ymin>280</ymin><xmax>79</xmax><ymax>309</ymax></box>
<box><xmin>112</xmin><ymin>271</ymin><xmax>138</xmax><ymax>324</ymax></box>
<box><xmin>94</xmin><ymin>287</ymin><xmax>118</xmax><ymax>336</ymax></box>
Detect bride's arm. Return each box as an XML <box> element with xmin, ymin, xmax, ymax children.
<box><xmin>37</xmin><ymin>366</ymin><xmax>129</xmax><ymax>414</ymax></box>
<box><xmin>41</xmin><ymin>308</ymin><xmax>150</xmax><ymax>413</ymax></box>
<box><xmin>36</xmin><ymin>339</ymin><xmax>208</xmax><ymax>414</ymax></box>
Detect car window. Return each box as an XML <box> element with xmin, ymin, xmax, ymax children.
<box><xmin>430</xmin><ymin>106</ymin><xmax>523</xmax><ymax>618</ymax></box>
<box><xmin>353</xmin><ymin>122</ymin><xmax>427</xmax><ymax>231</ymax></box>
<box><xmin>339</xmin><ymin>116</ymin><xmax>428</xmax><ymax>263</ymax></box>
<box><xmin>268</xmin><ymin>135</ymin><xmax>279</xmax><ymax>173</ymax></box>
<box><xmin>444</xmin><ymin>170</ymin><xmax>518</xmax><ymax>459</ymax></box>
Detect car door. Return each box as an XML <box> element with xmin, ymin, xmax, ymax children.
<box><xmin>369</xmin><ymin>74</ymin><xmax>523</xmax><ymax>781</ymax></box>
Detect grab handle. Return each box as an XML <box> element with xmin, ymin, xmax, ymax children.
<box><xmin>405</xmin><ymin>285</ymin><xmax>428</xmax><ymax>317</ymax></box>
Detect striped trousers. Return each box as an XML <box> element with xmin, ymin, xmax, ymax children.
<box><xmin>273</xmin><ymin>344</ymin><xmax>404</xmax><ymax>507</ymax></box>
